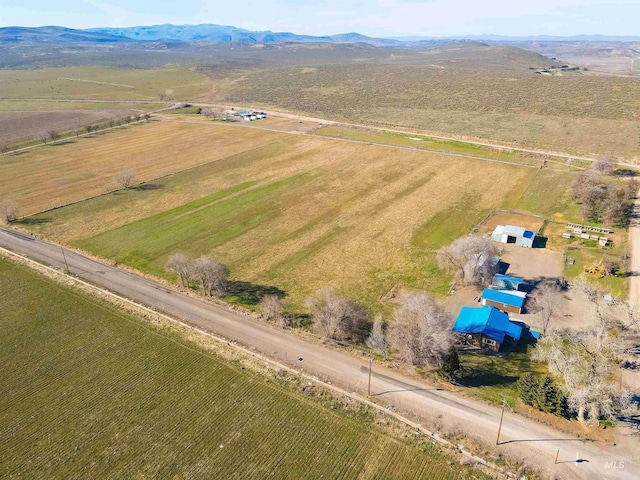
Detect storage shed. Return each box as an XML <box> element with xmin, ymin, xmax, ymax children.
<box><xmin>491</xmin><ymin>225</ymin><xmax>536</xmax><ymax>248</ymax></box>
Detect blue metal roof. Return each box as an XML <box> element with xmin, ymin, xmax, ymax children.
<box><xmin>453</xmin><ymin>306</ymin><xmax>524</xmax><ymax>343</ymax></box>
<box><xmin>453</xmin><ymin>306</ymin><xmax>509</xmax><ymax>343</ymax></box>
<box><xmin>523</xmin><ymin>230</ymin><xmax>535</xmax><ymax>239</ymax></box>
<box><xmin>482</xmin><ymin>288</ymin><xmax>525</xmax><ymax>309</ymax></box>
<box><xmin>493</xmin><ymin>274</ymin><xmax>523</xmax><ymax>285</ymax></box>
<box><xmin>529</xmin><ymin>330</ymin><xmax>541</xmax><ymax>339</ymax></box>
<box><xmin>506</xmin><ymin>322</ymin><xmax>523</xmax><ymax>341</ymax></box>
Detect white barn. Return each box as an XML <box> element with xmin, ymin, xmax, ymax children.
<box><xmin>491</xmin><ymin>225</ymin><xmax>536</xmax><ymax>248</ymax></box>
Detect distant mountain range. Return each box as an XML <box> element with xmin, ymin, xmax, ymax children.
<box><xmin>0</xmin><ymin>26</ymin><xmax>129</xmax><ymax>43</ymax></box>
<box><xmin>391</xmin><ymin>34</ymin><xmax>640</xmax><ymax>42</ymax></box>
<box><xmin>87</xmin><ymin>24</ymin><xmax>407</xmax><ymax>47</ymax></box>
<box><xmin>1</xmin><ymin>24</ymin><xmax>639</xmax><ymax>47</ymax></box>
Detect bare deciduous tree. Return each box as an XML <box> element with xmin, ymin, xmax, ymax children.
<box><xmin>260</xmin><ymin>294</ymin><xmax>287</xmax><ymax>326</ymax></box>
<box><xmin>201</xmin><ymin>108</ymin><xmax>213</xmax><ymax>119</ymax></box>
<box><xmin>536</xmin><ymin>283</ymin><xmax>565</xmax><ymax>335</ymax></box>
<box><xmin>437</xmin><ymin>236</ymin><xmax>499</xmax><ymax>285</ymax></box>
<box><xmin>592</xmin><ymin>157</ymin><xmax>617</xmax><ymax>175</ymax></box>
<box><xmin>601</xmin><ymin>196</ymin><xmax>626</xmax><ymax>227</ymax></box>
<box><xmin>0</xmin><ymin>198</ymin><xmax>18</xmax><ymax>223</ymax></box>
<box><xmin>388</xmin><ymin>293</ymin><xmax>453</xmax><ymax>367</ymax></box>
<box><xmin>193</xmin><ymin>256</ymin><xmax>230</xmax><ymax>297</ymax></box>
<box><xmin>48</xmin><ymin>130</ymin><xmax>60</xmax><ymax>142</ymax></box>
<box><xmin>72</xmin><ymin>128</ymin><xmax>79</xmax><ymax>138</ymax></box>
<box><xmin>85</xmin><ymin>125</ymin><xmax>94</xmax><ymax>134</ymax></box>
<box><xmin>366</xmin><ymin>315</ymin><xmax>387</xmax><ymax>359</ymax></box>
<box><xmin>108</xmin><ymin>120</ymin><xmax>116</xmax><ymax>129</ymax></box>
<box><xmin>165</xmin><ymin>253</ymin><xmax>194</xmax><ymax>287</ymax></box>
<box><xmin>0</xmin><ymin>144</ymin><xmax>11</xmax><ymax>154</ymax></box>
<box><xmin>114</xmin><ymin>171</ymin><xmax>136</xmax><ymax>189</ymax></box>
<box><xmin>306</xmin><ymin>287</ymin><xmax>368</xmax><ymax>341</ymax></box>
<box><xmin>533</xmin><ymin>308</ymin><xmax>630</xmax><ymax>424</ymax></box>
<box><xmin>570</xmin><ymin>173</ymin><xmax>600</xmax><ymax>200</ymax></box>
<box><xmin>618</xmin><ymin>301</ymin><xmax>640</xmax><ymax>332</ymax></box>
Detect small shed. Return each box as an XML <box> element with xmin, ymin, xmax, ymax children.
<box><xmin>491</xmin><ymin>225</ymin><xmax>536</xmax><ymax>248</ymax></box>
<box><xmin>481</xmin><ymin>288</ymin><xmax>526</xmax><ymax>314</ymax></box>
<box><xmin>453</xmin><ymin>306</ymin><xmax>523</xmax><ymax>352</ymax></box>
<box><xmin>492</xmin><ymin>274</ymin><xmax>524</xmax><ymax>291</ymax></box>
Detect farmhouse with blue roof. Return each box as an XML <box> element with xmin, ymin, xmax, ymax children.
<box><xmin>453</xmin><ymin>306</ymin><xmax>523</xmax><ymax>352</ymax></box>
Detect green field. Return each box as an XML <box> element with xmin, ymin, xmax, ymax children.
<box><xmin>0</xmin><ymin>256</ymin><xmax>488</xmax><ymax>479</ymax></box>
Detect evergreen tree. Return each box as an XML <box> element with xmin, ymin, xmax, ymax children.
<box><xmin>517</xmin><ymin>373</ymin><xmax>538</xmax><ymax>407</ymax></box>
<box><xmin>536</xmin><ymin>376</ymin><xmax>559</xmax><ymax>413</ymax></box>
<box><xmin>438</xmin><ymin>346</ymin><xmax>462</xmax><ymax>381</ymax></box>
<box><xmin>554</xmin><ymin>387</ymin><xmax>568</xmax><ymax>417</ymax></box>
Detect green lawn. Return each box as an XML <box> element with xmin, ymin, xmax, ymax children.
<box><xmin>0</xmin><ymin>257</ymin><xmax>488</xmax><ymax>479</ymax></box>
<box><xmin>459</xmin><ymin>351</ymin><xmax>548</xmax><ymax>408</ymax></box>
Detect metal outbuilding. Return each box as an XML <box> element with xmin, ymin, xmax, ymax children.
<box><xmin>491</xmin><ymin>225</ymin><xmax>536</xmax><ymax>248</ymax></box>
<box><xmin>481</xmin><ymin>288</ymin><xmax>526</xmax><ymax>314</ymax></box>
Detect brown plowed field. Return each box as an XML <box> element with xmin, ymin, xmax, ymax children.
<box><xmin>0</xmin><ymin>110</ymin><xmax>138</xmax><ymax>145</ymax></box>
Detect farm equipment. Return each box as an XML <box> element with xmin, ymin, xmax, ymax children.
<box><xmin>584</xmin><ymin>259</ymin><xmax>612</xmax><ymax>278</ymax></box>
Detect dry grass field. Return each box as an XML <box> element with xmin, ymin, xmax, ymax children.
<box><xmin>0</xmin><ymin>256</ymin><xmax>487</xmax><ymax>479</ymax></box>
<box><xmin>0</xmin><ymin>66</ymin><xmax>212</xmax><ymax>101</ymax></box>
<box><xmin>23</xmin><ymin>121</ymin><xmax>575</xmax><ymax>309</ymax></box>
<box><xmin>0</xmin><ymin>120</ymin><xmax>287</xmax><ymax>215</ymax></box>
<box><xmin>0</xmin><ymin>109</ymin><xmax>139</xmax><ymax>145</ymax></box>
<box><xmin>476</xmin><ymin>212</ymin><xmax>546</xmax><ymax>236</ymax></box>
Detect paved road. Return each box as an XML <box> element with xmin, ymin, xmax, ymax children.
<box><xmin>0</xmin><ymin>226</ymin><xmax>637</xmax><ymax>480</ymax></box>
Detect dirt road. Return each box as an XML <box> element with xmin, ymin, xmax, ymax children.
<box><xmin>0</xmin><ymin>227</ymin><xmax>636</xmax><ymax>479</ymax></box>
<box><xmin>629</xmin><ymin>190</ymin><xmax>640</xmax><ymax>304</ymax></box>
<box><xmin>195</xmin><ymin>103</ymin><xmax>640</xmax><ymax>169</ymax></box>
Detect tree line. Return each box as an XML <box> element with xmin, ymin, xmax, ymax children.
<box><xmin>0</xmin><ymin>113</ymin><xmax>152</xmax><ymax>155</ymax></box>
<box><xmin>571</xmin><ymin>171</ymin><xmax>637</xmax><ymax>227</ymax></box>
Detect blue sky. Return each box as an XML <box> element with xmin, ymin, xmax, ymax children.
<box><xmin>0</xmin><ymin>0</ymin><xmax>638</xmax><ymax>37</ymax></box>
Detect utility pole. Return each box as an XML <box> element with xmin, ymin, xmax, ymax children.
<box><xmin>554</xmin><ymin>448</ymin><xmax>560</xmax><ymax>464</ymax></box>
<box><xmin>496</xmin><ymin>401</ymin><xmax>506</xmax><ymax>445</ymax></box>
<box><xmin>368</xmin><ymin>357</ymin><xmax>373</xmax><ymax>396</ymax></box>
<box><xmin>61</xmin><ymin>247</ymin><xmax>70</xmax><ymax>273</ymax></box>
